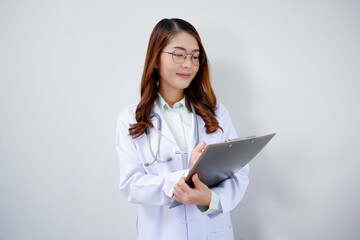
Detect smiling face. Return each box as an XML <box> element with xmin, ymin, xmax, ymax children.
<box><xmin>157</xmin><ymin>31</ymin><xmax>200</xmax><ymax>100</ymax></box>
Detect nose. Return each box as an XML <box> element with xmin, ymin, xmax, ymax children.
<box><xmin>182</xmin><ymin>54</ymin><xmax>193</xmax><ymax>68</ymax></box>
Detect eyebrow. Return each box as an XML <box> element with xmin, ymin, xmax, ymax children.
<box><xmin>172</xmin><ymin>46</ymin><xmax>200</xmax><ymax>52</ymax></box>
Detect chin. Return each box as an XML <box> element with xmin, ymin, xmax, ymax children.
<box><xmin>179</xmin><ymin>82</ymin><xmax>191</xmax><ymax>90</ymax></box>
<box><xmin>182</xmin><ymin>79</ymin><xmax>193</xmax><ymax>88</ymax></box>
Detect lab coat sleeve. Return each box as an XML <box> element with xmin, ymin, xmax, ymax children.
<box><xmin>208</xmin><ymin>104</ymin><xmax>250</xmax><ymax>217</ymax></box>
<box><xmin>116</xmin><ymin>108</ymin><xmax>185</xmax><ymax>206</ymax></box>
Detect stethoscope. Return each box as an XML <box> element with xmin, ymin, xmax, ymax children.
<box><xmin>144</xmin><ymin>102</ymin><xmax>200</xmax><ymax>167</ymax></box>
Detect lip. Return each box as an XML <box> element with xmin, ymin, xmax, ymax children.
<box><xmin>176</xmin><ymin>73</ymin><xmax>191</xmax><ymax>79</ymax></box>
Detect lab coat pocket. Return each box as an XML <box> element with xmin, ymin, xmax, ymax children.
<box><xmin>207</xmin><ymin>225</ymin><xmax>234</xmax><ymax>240</ymax></box>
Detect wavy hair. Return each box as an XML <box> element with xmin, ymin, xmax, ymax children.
<box><xmin>129</xmin><ymin>18</ymin><xmax>222</xmax><ymax>138</ymax></box>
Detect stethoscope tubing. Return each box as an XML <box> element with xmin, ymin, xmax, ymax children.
<box><xmin>144</xmin><ymin>102</ymin><xmax>199</xmax><ymax>167</ymax></box>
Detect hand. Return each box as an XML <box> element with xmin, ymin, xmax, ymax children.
<box><xmin>172</xmin><ymin>173</ymin><xmax>211</xmax><ymax>206</ymax></box>
<box><xmin>190</xmin><ymin>141</ymin><xmax>206</xmax><ymax>169</ymax></box>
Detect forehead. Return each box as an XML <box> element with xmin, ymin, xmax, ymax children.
<box><xmin>166</xmin><ymin>31</ymin><xmax>200</xmax><ymax>52</ymax></box>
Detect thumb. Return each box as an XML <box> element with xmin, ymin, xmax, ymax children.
<box><xmin>192</xmin><ymin>174</ymin><xmax>205</xmax><ymax>188</ymax></box>
<box><xmin>194</xmin><ymin>141</ymin><xmax>206</xmax><ymax>153</ymax></box>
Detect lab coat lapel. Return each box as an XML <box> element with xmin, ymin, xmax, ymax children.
<box><xmin>197</xmin><ymin>114</ymin><xmax>206</xmax><ymax>132</ymax></box>
<box><xmin>152</xmin><ymin>102</ymin><xmax>177</xmax><ymax>145</ymax></box>
<box><xmin>193</xmin><ymin>114</ymin><xmax>206</xmax><ymax>147</ymax></box>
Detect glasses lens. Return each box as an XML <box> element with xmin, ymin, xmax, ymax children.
<box><xmin>171</xmin><ymin>50</ymin><xmax>206</xmax><ymax>66</ymax></box>
<box><xmin>172</xmin><ymin>50</ymin><xmax>186</xmax><ymax>64</ymax></box>
<box><xmin>191</xmin><ymin>51</ymin><xmax>205</xmax><ymax>66</ymax></box>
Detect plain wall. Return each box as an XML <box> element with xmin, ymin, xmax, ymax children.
<box><xmin>1</xmin><ymin>0</ymin><xmax>359</xmax><ymax>239</ymax></box>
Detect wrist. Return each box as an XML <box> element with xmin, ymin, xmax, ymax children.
<box><xmin>202</xmin><ymin>190</ymin><xmax>212</xmax><ymax>206</ymax></box>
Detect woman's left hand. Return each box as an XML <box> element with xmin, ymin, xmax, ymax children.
<box><xmin>172</xmin><ymin>173</ymin><xmax>211</xmax><ymax>206</ymax></box>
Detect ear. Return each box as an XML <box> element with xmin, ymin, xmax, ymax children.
<box><xmin>154</xmin><ymin>58</ymin><xmax>160</xmax><ymax>69</ymax></box>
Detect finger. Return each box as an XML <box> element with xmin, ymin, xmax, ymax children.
<box><xmin>178</xmin><ymin>179</ymin><xmax>192</xmax><ymax>193</ymax></box>
<box><xmin>176</xmin><ymin>180</ymin><xmax>187</xmax><ymax>192</ymax></box>
<box><xmin>173</xmin><ymin>193</ymin><xmax>185</xmax><ymax>204</ymax></box>
<box><xmin>193</xmin><ymin>141</ymin><xmax>206</xmax><ymax>153</ymax></box>
<box><xmin>172</xmin><ymin>190</ymin><xmax>180</xmax><ymax>201</ymax></box>
<box><xmin>172</xmin><ymin>188</ymin><xmax>180</xmax><ymax>198</ymax></box>
<box><xmin>173</xmin><ymin>194</ymin><xmax>180</xmax><ymax>202</ymax></box>
<box><xmin>177</xmin><ymin>176</ymin><xmax>186</xmax><ymax>184</ymax></box>
<box><xmin>173</xmin><ymin>184</ymin><xmax>189</xmax><ymax>203</ymax></box>
<box><xmin>177</xmin><ymin>177</ymin><xmax>187</xmax><ymax>190</ymax></box>
<box><xmin>176</xmin><ymin>175</ymin><xmax>192</xmax><ymax>192</ymax></box>
<box><xmin>180</xmin><ymin>178</ymin><xmax>193</xmax><ymax>193</ymax></box>
<box><xmin>173</xmin><ymin>185</ymin><xmax>184</xmax><ymax>197</ymax></box>
<box><xmin>173</xmin><ymin>183</ymin><xmax>184</xmax><ymax>193</ymax></box>
<box><xmin>192</xmin><ymin>173</ymin><xmax>205</xmax><ymax>188</ymax></box>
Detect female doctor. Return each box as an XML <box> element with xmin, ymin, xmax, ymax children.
<box><xmin>116</xmin><ymin>18</ymin><xmax>249</xmax><ymax>240</ymax></box>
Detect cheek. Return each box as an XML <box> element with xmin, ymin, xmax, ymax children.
<box><xmin>159</xmin><ymin>61</ymin><xmax>175</xmax><ymax>77</ymax></box>
<box><xmin>160</xmin><ymin>66</ymin><xmax>173</xmax><ymax>79</ymax></box>
<box><xmin>162</xmin><ymin>64</ymin><xmax>177</xmax><ymax>77</ymax></box>
<box><xmin>193</xmin><ymin>67</ymin><xmax>200</xmax><ymax>77</ymax></box>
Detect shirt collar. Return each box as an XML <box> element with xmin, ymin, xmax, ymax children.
<box><xmin>157</xmin><ymin>93</ymin><xmax>186</xmax><ymax>112</ymax></box>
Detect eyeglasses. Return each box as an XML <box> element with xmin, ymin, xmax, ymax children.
<box><xmin>163</xmin><ymin>49</ymin><xmax>206</xmax><ymax>66</ymax></box>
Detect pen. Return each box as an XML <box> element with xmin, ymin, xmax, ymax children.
<box><xmin>175</xmin><ymin>150</ymin><xmax>191</xmax><ymax>155</ymax></box>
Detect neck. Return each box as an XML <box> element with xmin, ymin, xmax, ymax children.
<box><xmin>159</xmin><ymin>88</ymin><xmax>184</xmax><ymax>108</ymax></box>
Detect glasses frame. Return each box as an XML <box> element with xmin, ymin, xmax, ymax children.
<box><xmin>162</xmin><ymin>49</ymin><xmax>206</xmax><ymax>66</ymax></box>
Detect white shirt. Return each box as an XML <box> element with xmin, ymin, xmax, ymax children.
<box><xmin>157</xmin><ymin>93</ymin><xmax>221</xmax><ymax>215</ymax></box>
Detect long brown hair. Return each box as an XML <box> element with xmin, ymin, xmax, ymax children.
<box><xmin>129</xmin><ymin>18</ymin><xmax>222</xmax><ymax>138</ymax></box>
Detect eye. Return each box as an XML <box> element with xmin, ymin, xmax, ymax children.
<box><xmin>173</xmin><ymin>50</ymin><xmax>186</xmax><ymax>57</ymax></box>
<box><xmin>173</xmin><ymin>52</ymin><xmax>185</xmax><ymax>57</ymax></box>
<box><xmin>191</xmin><ymin>51</ymin><xmax>200</xmax><ymax>59</ymax></box>
<box><xmin>174</xmin><ymin>53</ymin><xmax>185</xmax><ymax>57</ymax></box>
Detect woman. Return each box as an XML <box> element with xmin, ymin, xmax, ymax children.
<box><xmin>116</xmin><ymin>18</ymin><xmax>249</xmax><ymax>240</ymax></box>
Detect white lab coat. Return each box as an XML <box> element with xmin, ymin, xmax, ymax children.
<box><xmin>116</xmin><ymin>100</ymin><xmax>249</xmax><ymax>240</ymax></box>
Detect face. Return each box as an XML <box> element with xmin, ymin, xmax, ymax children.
<box><xmin>157</xmin><ymin>31</ymin><xmax>200</xmax><ymax>95</ymax></box>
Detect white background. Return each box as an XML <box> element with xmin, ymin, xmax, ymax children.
<box><xmin>1</xmin><ymin>0</ymin><xmax>359</xmax><ymax>239</ymax></box>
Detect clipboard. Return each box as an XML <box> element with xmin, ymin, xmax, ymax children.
<box><xmin>169</xmin><ymin>133</ymin><xmax>276</xmax><ymax>208</ymax></box>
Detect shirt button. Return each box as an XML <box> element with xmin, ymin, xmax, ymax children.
<box><xmin>182</xmin><ymin>218</ymin><xmax>186</xmax><ymax>224</ymax></box>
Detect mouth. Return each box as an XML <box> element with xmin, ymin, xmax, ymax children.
<box><xmin>176</xmin><ymin>73</ymin><xmax>191</xmax><ymax>79</ymax></box>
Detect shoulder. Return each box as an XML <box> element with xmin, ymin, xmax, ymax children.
<box><xmin>215</xmin><ymin>101</ymin><xmax>238</xmax><ymax>139</ymax></box>
<box><xmin>117</xmin><ymin>103</ymin><xmax>138</xmax><ymax>124</ymax></box>
<box><xmin>215</xmin><ymin>101</ymin><xmax>230</xmax><ymax>119</ymax></box>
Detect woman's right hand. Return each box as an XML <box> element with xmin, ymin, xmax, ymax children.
<box><xmin>189</xmin><ymin>141</ymin><xmax>207</xmax><ymax>169</ymax></box>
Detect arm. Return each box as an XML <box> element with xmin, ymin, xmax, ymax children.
<box><xmin>116</xmin><ymin>109</ymin><xmax>186</xmax><ymax>206</ymax></box>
